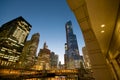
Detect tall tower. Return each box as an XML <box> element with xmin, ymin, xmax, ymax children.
<box><xmin>19</xmin><ymin>33</ymin><xmax>40</xmax><ymax>68</ymax></box>
<box><xmin>0</xmin><ymin>16</ymin><xmax>31</xmax><ymax>67</ymax></box>
<box><xmin>64</xmin><ymin>20</ymin><xmax>82</xmax><ymax>69</ymax></box>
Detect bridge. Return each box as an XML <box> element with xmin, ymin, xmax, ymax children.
<box><xmin>0</xmin><ymin>68</ymin><xmax>94</xmax><ymax>79</ymax></box>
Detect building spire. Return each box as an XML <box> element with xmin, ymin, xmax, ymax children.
<box><xmin>43</xmin><ymin>42</ymin><xmax>48</xmax><ymax>49</ymax></box>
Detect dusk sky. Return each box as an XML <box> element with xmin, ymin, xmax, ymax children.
<box><xmin>0</xmin><ymin>0</ymin><xmax>85</xmax><ymax>64</ymax></box>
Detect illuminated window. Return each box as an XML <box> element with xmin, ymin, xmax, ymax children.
<box><xmin>19</xmin><ymin>32</ymin><xmax>26</xmax><ymax>43</ymax></box>
<box><xmin>1</xmin><ymin>61</ymin><xmax>4</xmax><ymax>65</ymax></box>
<box><xmin>6</xmin><ymin>62</ymin><xmax>9</xmax><ymax>66</ymax></box>
<box><xmin>0</xmin><ymin>53</ymin><xmax>4</xmax><ymax>58</ymax></box>
<box><xmin>13</xmin><ymin>27</ymin><xmax>18</xmax><ymax>37</ymax></box>
<box><xmin>17</xmin><ymin>28</ymin><xmax>21</xmax><ymax>39</ymax></box>
<box><xmin>15</xmin><ymin>27</ymin><xmax>21</xmax><ymax>38</ymax></box>
<box><xmin>4</xmin><ymin>55</ymin><xmax>9</xmax><ymax>59</ymax></box>
<box><xmin>13</xmin><ymin>27</ymin><xmax>23</xmax><ymax>41</ymax></box>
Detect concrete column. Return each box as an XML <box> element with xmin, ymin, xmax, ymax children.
<box><xmin>82</xmin><ymin>27</ymin><xmax>113</xmax><ymax>80</ymax></box>
<box><xmin>67</xmin><ymin>0</ymin><xmax>113</xmax><ymax>80</ymax></box>
<box><xmin>112</xmin><ymin>59</ymin><xmax>120</xmax><ymax>79</ymax></box>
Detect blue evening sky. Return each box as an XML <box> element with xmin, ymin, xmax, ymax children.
<box><xmin>0</xmin><ymin>0</ymin><xmax>85</xmax><ymax>64</ymax></box>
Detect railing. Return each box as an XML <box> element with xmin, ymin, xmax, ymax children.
<box><xmin>0</xmin><ymin>68</ymin><xmax>79</xmax><ymax>77</ymax></box>
<box><xmin>0</xmin><ymin>68</ymin><xmax>95</xmax><ymax>80</ymax></box>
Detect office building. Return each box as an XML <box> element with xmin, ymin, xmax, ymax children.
<box><xmin>82</xmin><ymin>46</ymin><xmax>91</xmax><ymax>69</ymax></box>
<box><xmin>18</xmin><ymin>33</ymin><xmax>40</xmax><ymax>68</ymax></box>
<box><xmin>64</xmin><ymin>20</ymin><xmax>82</xmax><ymax>69</ymax></box>
<box><xmin>0</xmin><ymin>16</ymin><xmax>31</xmax><ymax>67</ymax></box>
<box><xmin>35</xmin><ymin>42</ymin><xmax>51</xmax><ymax>70</ymax></box>
<box><xmin>50</xmin><ymin>52</ymin><xmax>58</xmax><ymax>69</ymax></box>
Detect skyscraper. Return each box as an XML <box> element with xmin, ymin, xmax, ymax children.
<box><xmin>0</xmin><ymin>16</ymin><xmax>31</xmax><ymax>67</ymax></box>
<box><xmin>64</xmin><ymin>20</ymin><xmax>82</xmax><ymax>69</ymax></box>
<box><xmin>35</xmin><ymin>42</ymin><xmax>51</xmax><ymax>70</ymax></box>
<box><xmin>18</xmin><ymin>33</ymin><xmax>40</xmax><ymax>68</ymax></box>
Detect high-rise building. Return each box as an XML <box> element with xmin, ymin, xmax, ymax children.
<box><xmin>82</xmin><ymin>46</ymin><xmax>91</xmax><ymax>69</ymax></box>
<box><xmin>58</xmin><ymin>61</ymin><xmax>65</xmax><ymax>69</ymax></box>
<box><xmin>18</xmin><ymin>33</ymin><xmax>40</xmax><ymax>68</ymax></box>
<box><xmin>64</xmin><ymin>20</ymin><xmax>82</xmax><ymax>69</ymax></box>
<box><xmin>35</xmin><ymin>42</ymin><xmax>51</xmax><ymax>70</ymax></box>
<box><xmin>50</xmin><ymin>52</ymin><xmax>58</xmax><ymax>69</ymax></box>
<box><xmin>0</xmin><ymin>16</ymin><xmax>31</xmax><ymax>67</ymax></box>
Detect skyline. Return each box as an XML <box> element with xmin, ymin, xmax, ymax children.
<box><xmin>0</xmin><ymin>0</ymin><xmax>85</xmax><ymax>64</ymax></box>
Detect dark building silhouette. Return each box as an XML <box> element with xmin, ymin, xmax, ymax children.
<box><xmin>0</xmin><ymin>16</ymin><xmax>31</xmax><ymax>67</ymax></box>
<box><xmin>64</xmin><ymin>20</ymin><xmax>82</xmax><ymax>69</ymax></box>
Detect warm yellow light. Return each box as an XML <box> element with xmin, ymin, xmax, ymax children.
<box><xmin>101</xmin><ymin>24</ymin><xmax>105</xmax><ymax>28</ymax></box>
<box><xmin>101</xmin><ymin>30</ymin><xmax>105</xmax><ymax>33</ymax></box>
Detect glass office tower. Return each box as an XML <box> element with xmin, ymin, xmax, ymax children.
<box><xmin>64</xmin><ymin>20</ymin><xmax>82</xmax><ymax>69</ymax></box>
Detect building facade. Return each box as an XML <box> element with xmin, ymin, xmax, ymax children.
<box><xmin>18</xmin><ymin>33</ymin><xmax>40</xmax><ymax>69</ymax></box>
<box><xmin>82</xmin><ymin>46</ymin><xmax>91</xmax><ymax>69</ymax></box>
<box><xmin>58</xmin><ymin>61</ymin><xmax>65</xmax><ymax>69</ymax></box>
<box><xmin>50</xmin><ymin>52</ymin><xmax>58</xmax><ymax>69</ymax></box>
<box><xmin>35</xmin><ymin>42</ymin><xmax>51</xmax><ymax>70</ymax></box>
<box><xmin>64</xmin><ymin>20</ymin><xmax>82</xmax><ymax>69</ymax></box>
<box><xmin>0</xmin><ymin>16</ymin><xmax>31</xmax><ymax>67</ymax></box>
